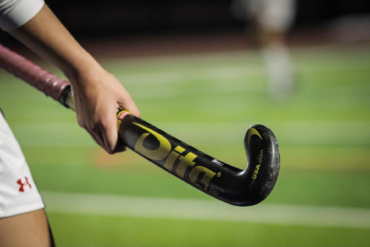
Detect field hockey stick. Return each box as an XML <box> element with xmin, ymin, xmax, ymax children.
<box><xmin>0</xmin><ymin>44</ymin><xmax>280</xmax><ymax>206</ymax></box>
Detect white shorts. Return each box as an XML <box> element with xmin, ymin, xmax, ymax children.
<box><xmin>0</xmin><ymin>111</ymin><xmax>45</xmax><ymax>218</ymax></box>
<box><xmin>247</xmin><ymin>0</ymin><xmax>296</xmax><ymax>32</ymax></box>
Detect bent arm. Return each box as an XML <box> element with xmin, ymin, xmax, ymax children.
<box><xmin>8</xmin><ymin>3</ymin><xmax>102</xmax><ymax>88</ymax></box>
<box><xmin>2</xmin><ymin>2</ymin><xmax>140</xmax><ymax>153</ymax></box>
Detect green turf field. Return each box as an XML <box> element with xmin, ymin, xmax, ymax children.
<box><xmin>1</xmin><ymin>43</ymin><xmax>370</xmax><ymax>246</ymax></box>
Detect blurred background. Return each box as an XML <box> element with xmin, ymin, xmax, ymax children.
<box><xmin>0</xmin><ymin>0</ymin><xmax>370</xmax><ymax>246</ymax></box>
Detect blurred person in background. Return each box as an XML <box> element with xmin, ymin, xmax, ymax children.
<box><xmin>0</xmin><ymin>0</ymin><xmax>140</xmax><ymax>246</ymax></box>
<box><xmin>232</xmin><ymin>0</ymin><xmax>297</xmax><ymax>100</ymax></box>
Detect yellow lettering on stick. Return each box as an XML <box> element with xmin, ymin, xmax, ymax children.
<box><xmin>134</xmin><ymin>123</ymin><xmax>171</xmax><ymax>161</ymax></box>
<box><xmin>176</xmin><ymin>152</ymin><xmax>197</xmax><ymax>178</ymax></box>
<box><xmin>189</xmin><ymin>166</ymin><xmax>216</xmax><ymax>190</ymax></box>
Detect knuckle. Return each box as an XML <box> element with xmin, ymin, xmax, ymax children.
<box><xmin>77</xmin><ymin>118</ymin><xmax>84</xmax><ymax>128</ymax></box>
<box><xmin>87</xmin><ymin>123</ymin><xmax>98</xmax><ymax>131</ymax></box>
<box><xmin>98</xmin><ymin>120</ymin><xmax>109</xmax><ymax>133</ymax></box>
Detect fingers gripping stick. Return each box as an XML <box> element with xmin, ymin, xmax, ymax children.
<box><xmin>0</xmin><ymin>44</ymin><xmax>280</xmax><ymax>206</ymax></box>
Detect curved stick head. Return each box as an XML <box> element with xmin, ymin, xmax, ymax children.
<box><xmin>242</xmin><ymin>124</ymin><xmax>280</xmax><ymax>205</ymax></box>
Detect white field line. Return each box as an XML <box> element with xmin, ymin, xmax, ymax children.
<box><xmin>11</xmin><ymin>120</ymin><xmax>370</xmax><ymax>147</ymax></box>
<box><xmin>104</xmin><ymin>45</ymin><xmax>370</xmax><ymax>77</ymax></box>
<box><xmin>110</xmin><ymin>48</ymin><xmax>370</xmax><ymax>87</ymax></box>
<box><xmin>42</xmin><ymin>191</ymin><xmax>370</xmax><ymax>229</ymax></box>
<box><xmin>116</xmin><ymin>62</ymin><xmax>370</xmax><ymax>87</ymax></box>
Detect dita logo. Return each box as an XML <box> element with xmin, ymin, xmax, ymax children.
<box><xmin>133</xmin><ymin>123</ymin><xmax>217</xmax><ymax>190</ymax></box>
<box><xmin>17</xmin><ymin>177</ymin><xmax>32</xmax><ymax>192</ymax></box>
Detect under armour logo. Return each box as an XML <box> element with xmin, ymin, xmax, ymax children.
<box><xmin>17</xmin><ymin>177</ymin><xmax>32</xmax><ymax>192</ymax></box>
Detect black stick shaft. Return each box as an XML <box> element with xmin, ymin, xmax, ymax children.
<box><xmin>0</xmin><ymin>44</ymin><xmax>280</xmax><ymax>206</ymax></box>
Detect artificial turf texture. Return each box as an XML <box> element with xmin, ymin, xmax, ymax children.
<box><xmin>1</xmin><ymin>43</ymin><xmax>370</xmax><ymax>246</ymax></box>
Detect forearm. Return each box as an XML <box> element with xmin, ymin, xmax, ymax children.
<box><xmin>8</xmin><ymin>4</ymin><xmax>100</xmax><ymax>86</ymax></box>
<box><xmin>5</xmin><ymin>1</ymin><xmax>140</xmax><ymax>153</ymax></box>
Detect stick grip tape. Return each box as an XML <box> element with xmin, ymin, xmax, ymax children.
<box><xmin>0</xmin><ymin>44</ymin><xmax>70</xmax><ymax>104</ymax></box>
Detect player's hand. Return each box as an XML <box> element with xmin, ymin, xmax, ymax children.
<box><xmin>68</xmin><ymin>64</ymin><xmax>140</xmax><ymax>154</ymax></box>
<box><xmin>7</xmin><ymin>4</ymin><xmax>140</xmax><ymax>153</ymax></box>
